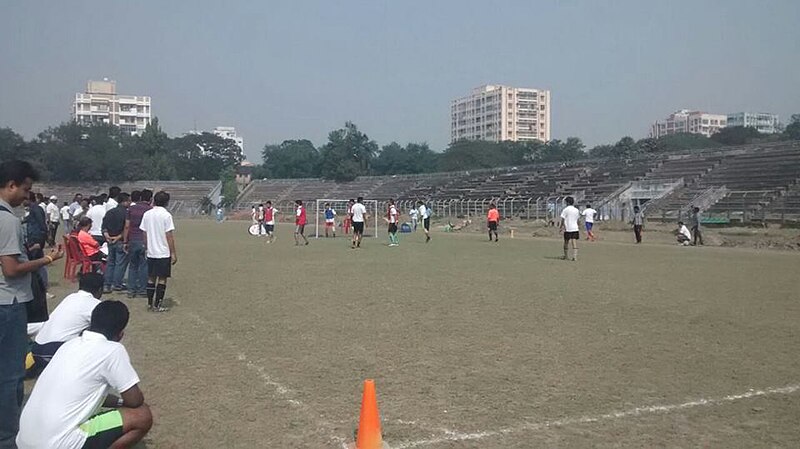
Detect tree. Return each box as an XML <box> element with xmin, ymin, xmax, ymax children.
<box><xmin>171</xmin><ymin>132</ymin><xmax>244</xmax><ymax>180</ymax></box>
<box><xmin>538</xmin><ymin>137</ymin><xmax>585</xmax><ymax>162</ymax></box>
<box><xmin>711</xmin><ymin>126</ymin><xmax>761</xmax><ymax>145</ymax></box>
<box><xmin>261</xmin><ymin>139</ymin><xmax>320</xmax><ymax>178</ymax></box>
<box><xmin>373</xmin><ymin>142</ymin><xmax>440</xmax><ymax>175</ymax></box>
<box><xmin>319</xmin><ymin>122</ymin><xmax>377</xmax><ymax>181</ymax></box>
<box><xmin>0</xmin><ymin>128</ymin><xmax>25</xmax><ymax>161</ymax></box>
<box><xmin>655</xmin><ymin>133</ymin><xmax>719</xmax><ymax>152</ymax></box>
<box><xmin>784</xmin><ymin>114</ymin><xmax>800</xmax><ymax>140</ymax></box>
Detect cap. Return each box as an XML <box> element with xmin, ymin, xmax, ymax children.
<box><xmin>49</xmin><ymin>195</ymin><xmax>57</xmax><ymax>200</ymax></box>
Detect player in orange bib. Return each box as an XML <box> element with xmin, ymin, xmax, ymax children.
<box><xmin>487</xmin><ymin>203</ymin><xmax>500</xmax><ymax>242</ymax></box>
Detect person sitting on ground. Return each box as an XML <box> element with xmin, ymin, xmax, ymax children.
<box><xmin>17</xmin><ymin>301</ymin><xmax>152</xmax><ymax>449</ymax></box>
<box><xmin>76</xmin><ymin>216</ymin><xmax>105</xmax><ymax>263</ymax></box>
<box><xmin>676</xmin><ymin>221</ymin><xmax>692</xmax><ymax>246</ymax></box>
<box><xmin>28</xmin><ymin>273</ymin><xmax>104</xmax><ymax>376</ymax></box>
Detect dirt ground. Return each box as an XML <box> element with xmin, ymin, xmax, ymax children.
<box><xmin>33</xmin><ymin>220</ymin><xmax>800</xmax><ymax>448</ymax></box>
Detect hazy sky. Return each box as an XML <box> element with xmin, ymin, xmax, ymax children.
<box><xmin>1</xmin><ymin>0</ymin><xmax>798</xmax><ymax>161</ymax></box>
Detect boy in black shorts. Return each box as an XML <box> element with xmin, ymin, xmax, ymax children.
<box><xmin>139</xmin><ymin>191</ymin><xmax>177</xmax><ymax>312</ymax></box>
<box><xmin>559</xmin><ymin>196</ymin><xmax>581</xmax><ymax>261</ymax></box>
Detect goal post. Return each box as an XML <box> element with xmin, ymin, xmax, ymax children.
<box><xmin>315</xmin><ymin>199</ymin><xmax>379</xmax><ymax>239</ymax></box>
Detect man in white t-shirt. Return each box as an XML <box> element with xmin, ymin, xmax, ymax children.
<box><xmin>139</xmin><ymin>191</ymin><xmax>176</xmax><ymax>312</ymax></box>
<box><xmin>581</xmin><ymin>204</ymin><xmax>598</xmax><ymax>242</ymax></box>
<box><xmin>104</xmin><ymin>186</ymin><xmax>120</xmax><ymax>211</ymax></box>
<box><xmin>17</xmin><ymin>301</ymin><xmax>152</xmax><ymax>449</ymax></box>
<box><xmin>559</xmin><ymin>196</ymin><xmax>581</xmax><ymax>261</ymax></box>
<box><xmin>29</xmin><ymin>273</ymin><xmax>104</xmax><ymax>375</ymax></box>
<box><xmin>46</xmin><ymin>195</ymin><xmax>61</xmax><ymax>247</ymax></box>
<box><xmin>676</xmin><ymin>221</ymin><xmax>692</xmax><ymax>246</ymax></box>
<box><xmin>86</xmin><ymin>196</ymin><xmax>107</xmax><ymax>244</ymax></box>
<box><xmin>417</xmin><ymin>200</ymin><xmax>431</xmax><ymax>243</ymax></box>
<box><xmin>60</xmin><ymin>201</ymin><xmax>72</xmax><ymax>233</ymax></box>
<box><xmin>350</xmin><ymin>197</ymin><xmax>368</xmax><ymax>249</ymax></box>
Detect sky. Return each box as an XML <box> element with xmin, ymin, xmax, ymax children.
<box><xmin>1</xmin><ymin>0</ymin><xmax>798</xmax><ymax>161</ymax></box>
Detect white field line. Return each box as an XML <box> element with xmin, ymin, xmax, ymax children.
<box><xmin>182</xmin><ymin>308</ymin><xmax>346</xmax><ymax>445</ymax></box>
<box><xmin>395</xmin><ymin>384</ymin><xmax>800</xmax><ymax>448</ymax></box>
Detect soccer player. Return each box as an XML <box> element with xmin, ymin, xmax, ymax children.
<box><xmin>350</xmin><ymin>197</ymin><xmax>368</xmax><ymax>249</ymax></box>
<box><xmin>294</xmin><ymin>200</ymin><xmax>309</xmax><ymax>246</ymax></box>
<box><xmin>559</xmin><ymin>196</ymin><xmax>580</xmax><ymax>261</ymax></box>
<box><xmin>486</xmin><ymin>203</ymin><xmax>500</xmax><ymax>242</ymax></box>
<box><xmin>417</xmin><ymin>200</ymin><xmax>431</xmax><ymax>243</ymax></box>
<box><xmin>386</xmin><ymin>199</ymin><xmax>399</xmax><ymax>247</ymax></box>
<box><xmin>324</xmin><ymin>203</ymin><xmax>337</xmax><ymax>238</ymax></box>
<box><xmin>631</xmin><ymin>206</ymin><xmax>644</xmax><ymax>244</ymax></box>
<box><xmin>582</xmin><ymin>204</ymin><xmax>597</xmax><ymax>241</ymax></box>
<box><xmin>343</xmin><ymin>199</ymin><xmax>354</xmax><ymax>235</ymax></box>
<box><xmin>408</xmin><ymin>206</ymin><xmax>418</xmax><ymax>231</ymax></box>
<box><xmin>263</xmin><ymin>201</ymin><xmax>278</xmax><ymax>243</ymax></box>
<box><xmin>140</xmin><ymin>191</ymin><xmax>177</xmax><ymax>312</ymax></box>
<box><xmin>256</xmin><ymin>203</ymin><xmax>266</xmax><ymax>235</ymax></box>
<box><xmin>17</xmin><ymin>301</ymin><xmax>153</xmax><ymax>449</ymax></box>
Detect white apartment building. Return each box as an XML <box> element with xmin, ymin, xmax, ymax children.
<box><xmin>451</xmin><ymin>85</ymin><xmax>551</xmax><ymax>143</ymax></box>
<box><xmin>212</xmin><ymin>126</ymin><xmax>244</xmax><ymax>154</ymax></box>
<box><xmin>726</xmin><ymin>112</ymin><xmax>780</xmax><ymax>134</ymax></box>
<box><xmin>650</xmin><ymin>109</ymin><xmax>727</xmax><ymax>138</ymax></box>
<box><xmin>72</xmin><ymin>79</ymin><xmax>151</xmax><ymax>135</ymax></box>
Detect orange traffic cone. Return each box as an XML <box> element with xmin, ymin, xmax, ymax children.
<box><xmin>356</xmin><ymin>379</ymin><xmax>384</xmax><ymax>449</ymax></box>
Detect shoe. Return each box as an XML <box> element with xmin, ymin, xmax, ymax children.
<box><xmin>153</xmin><ymin>306</ymin><xmax>169</xmax><ymax>313</ymax></box>
<box><xmin>305</xmin><ymin>241</ymin><xmax>309</xmax><ymax>246</ymax></box>
<box><xmin>103</xmin><ymin>286</ymin><xmax>113</xmax><ymax>294</ymax></box>
<box><xmin>46</xmin><ymin>293</ymin><xmax>55</xmax><ymax>300</ymax></box>
<box><xmin>389</xmin><ymin>243</ymin><xmax>398</xmax><ymax>247</ymax></box>
<box><xmin>426</xmin><ymin>235</ymin><xmax>431</xmax><ymax>243</ymax></box>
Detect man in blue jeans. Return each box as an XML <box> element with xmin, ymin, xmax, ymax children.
<box><xmin>124</xmin><ymin>190</ymin><xmax>152</xmax><ymax>299</ymax></box>
<box><xmin>0</xmin><ymin>160</ymin><xmax>64</xmax><ymax>448</ymax></box>
<box><xmin>101</xmin><ymin>193</ymin><xmax>131</xmax><ymax>294</ymax></box>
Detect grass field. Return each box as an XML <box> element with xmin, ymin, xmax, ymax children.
<box><xmin>39</xmin><ymin>220</ymin><xmax>800</xmax><ymax>448</ymax></box>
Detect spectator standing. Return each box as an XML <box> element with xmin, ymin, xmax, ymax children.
<box><xmin>104</xmin><ymin>186</ymin><xmax>120</xmax><ymax>211</ymax></box>
<box><xmin>0</xmin><ymin>160</ymin><xmax>64</xmax><ymax>447</ymax></box>
<box><xmin>690</xmin><ymin>206</ymin><xmax>704</xmax><ymax>246</ymax></box>
<box><xmin>45</xmin><ymin>195</ymin><xmax>60</xmax><ymax>247</ymax></box>
<box><xmin>140</xmin><ymin>191</ymin><xmax>177</xmax><ymax>312</ymax></box>
<box><xmin>125</xmin><ymin>190</ymin><xmax>152</xmax><ymax>299</ymax></box>
<box><xmin>23</xmin><ymin>192</ymin><xmax>50</xmax><ymax>290</ymax></box>
<box><xmin>86</xmin><ymin>195</ymin><xmax>107</xmax><ymax>244</ymax></box>
<box><xmin>102</xmin><ymin>193</ymin><xmax>131</xmax><ymax>293</ymax></box>
<box><xmin>59</xmin><ymin>201</ymin><xmax>71</xmax><ymax>235</ymax></box>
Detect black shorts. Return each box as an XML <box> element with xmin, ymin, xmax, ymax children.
<box><xmin>353</xmin><ymin>222</ymin><xmax>365</xmax><ymax>234</ymax></box>
<box><xmin>147</xmin><ymin>257</ymin><xmax>172</xmax><ymax>278</ymax></box>
<box><xmin>563</xmin><ymin>231</ymin><xmax>580</xmax><ymax>241</ymax></box>
<box><xmin>388</xmin><ymin>223</ymin><xmax>398</xmax><ymax>233</ymax></box>
<box><xmin>265</xmin><ymin>224</ymin><xmax>274</xmax><ymax>233</ymax></box>
<box><xmin>80</xmin><ymin>410</ymin><xmax>124</xmax><ymax>449</ymax></box>
<box><xmin>488</xmin><ymin>221</ymin><xmax>498</xmax><ymax>231</ymax></box>
<box><xmin>295</xmin><ymin>224</ymin><xmax>305</xmax><ymax>234</ymax></box>
<box><xmin>423</xmin><ymin>218</ymin><xmax>430</xmax><ymax>231</ymax></box>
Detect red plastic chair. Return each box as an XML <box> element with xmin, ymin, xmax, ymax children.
<box><xmin>67</xmin><ymin>235</ymin><xmax>105</xmax><ymax>275</ymax></box>
<box><xmin>62</xmin><ymin>235</ymin><xmax>80</xmax><ymax>282</ymax></box>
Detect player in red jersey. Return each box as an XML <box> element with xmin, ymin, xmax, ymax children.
<box><xmin>294</xmin><ymin>200</ymin><xmax>308</xmax><ymax>246</ymax></box>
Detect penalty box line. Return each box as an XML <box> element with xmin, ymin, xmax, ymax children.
<box><xmin>395</xmin><ymin>384</ymin><xmax>800</xmax><ymax>448</ymax></box>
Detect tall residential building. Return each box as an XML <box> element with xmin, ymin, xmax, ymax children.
<box><xmin>726</xmin><ymin>112</ymin><xmax>780</xmax><ymax>134</ymax></box>
<box><xmin>212</xmin><ymin>126</ymin><xmax>244</xmax><ymax>155</ymax></box>
<box><xmin>650</xmin><ymin>109</ymin><xmax>727</xmax><ymax>138</ymax></box>
<box><xmin>451</xmin><ymin>85</ymin><xmax>551</xmax><ymax>143</ymax></box>
<box><xmin>72</xmin><ymin>79</ymin><xmax>151</xmax><ymax>135</ymax></box>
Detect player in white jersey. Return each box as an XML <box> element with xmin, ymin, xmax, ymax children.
<box><xmin>581</xmin><ymin>204</ymin><xmax>597</xmax><ymax>241</ymax></box>
<box><xmin>559</xmin><ymin>196</ymin><xmax>580</xmax><ymax>261</ymax></box>
<box><xmin>386</xmin><ymin>199</ymin><xmax>399</xmax><ymax>247</ymax></box>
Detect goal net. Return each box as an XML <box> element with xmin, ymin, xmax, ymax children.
<box><xmin>314</xmin><ymin>199</ymin><xmax>379</xmax><ymax>239</ymax></box>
